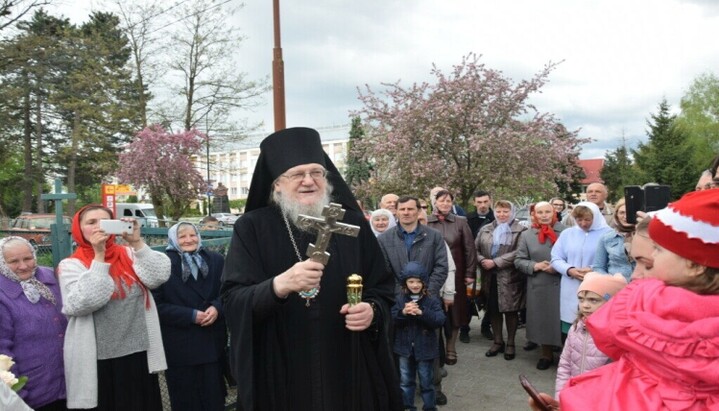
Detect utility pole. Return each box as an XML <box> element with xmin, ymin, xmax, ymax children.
<box><xmin>272</xmin><ymin>0</ymin><xmax>286</xmax><ymax>131</ymax></box>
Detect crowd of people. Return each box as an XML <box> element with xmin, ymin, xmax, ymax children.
<box><xmin>1</xmin><ymin>127</ymin><xmax>718</xmax><ymax>411</ymax></box>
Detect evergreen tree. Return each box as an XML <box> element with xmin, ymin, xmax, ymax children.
<box><xmin>632</xmin><ymin>99</ymin><xmax>698</xmax><ymax>199</ymax></box>
<box><xmin>601</xmin><ymin>139</ymin><xmax>640</xmax><ymax>203</ymax></box>
<box><xmin>345</xmin><ymin>117</ymin><xmax>372</xmax><ymax>191</ymax></box>
<box><xmin>50</xmin><ymin>11</ymin><xmax>142</xmax><ymax>213</ymax></box>
<box><xmin>0</xmin><ymin>10</ymin><xmax>71</xmax><ymax>213</ymax></box>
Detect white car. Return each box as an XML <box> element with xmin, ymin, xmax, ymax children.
<box><xmin>211</xmin><ymin>213</ymin><xmax>239</xmax><ymax>226</ymax></box>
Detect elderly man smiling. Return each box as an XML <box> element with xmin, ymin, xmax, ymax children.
<box><xmin>563</xmin><ymin>183</ymin><xmax>613</xmax><ymax>227</ymax></box>
<box><xmin>221</xmin><ymin>127</ymin><xmax>401</xmax><ymax>411</ymax></box>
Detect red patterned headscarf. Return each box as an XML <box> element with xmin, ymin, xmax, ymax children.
<box><xmin>68</xmin><ymin>204</ymin><xmax>146</xmax><ymax>302</ymax></box>
<box><xmin>531</xmin><ymin>202</ymin><xmax>559</xmax><ymax>245</ymax></box>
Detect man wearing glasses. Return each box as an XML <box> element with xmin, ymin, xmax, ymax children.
<box><xmin>221</xmin><ymin>127</ymin><xmax>402</xmax><ymax>411</ymax></box>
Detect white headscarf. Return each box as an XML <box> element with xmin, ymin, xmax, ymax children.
<box><xmin>573</xmin><ymin>201</ymin><xmax>610</xmax><ymax>232</ymax></box>
<box><xmin>370</xmin><ymin>208</ymin><xmax>396</xmax><ymax>237</ymax></box>
<box><xmin>0</xmin><ymin>236</ymin><xmax>56</xmax><ymax>304</ymax></box>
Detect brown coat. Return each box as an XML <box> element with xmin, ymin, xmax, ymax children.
<box><xmin>475</xmin><ymin>220</ymin><xmax>527</xmax><ymax>313</ymax></box>
<box><xmin>427</xmin><ymin>213</ymin><xmax>478</xmax><ymax>326</ymax></box>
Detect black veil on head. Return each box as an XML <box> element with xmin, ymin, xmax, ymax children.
<box><xmin>244</xmin><ymin>127</ymin><xmax>359</xmax><ymax>213</ymax></box>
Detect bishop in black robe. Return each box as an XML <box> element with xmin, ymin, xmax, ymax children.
<box><xmin>220</xmin><ymin>127</ymin><xmax>402</xmax><ymax>411</ymax></box>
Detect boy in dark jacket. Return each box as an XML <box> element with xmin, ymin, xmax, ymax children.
<box><xmin>392</xmin><ymin>261</ymin><xmax>446</xmax><ymax>411</ymax></box>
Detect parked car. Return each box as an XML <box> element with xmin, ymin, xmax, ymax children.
<box><xmin>8</xmin><ymin>214</ymin><xmax>71</xmax><ymax>249</ymax></box>
<box><xmin>211</xmin><ymin>213</ymin><xmax>239</xmax><ymax>226</ymax></box>
<box><xmin>515</xmin><ymin>206</ymin><xmax>530</xmax><ymax>223</ymax></box>
<box><xmin>116</xmin><ymin>203</ymin><xmax>159</xmax><ymax>227</ymax></box>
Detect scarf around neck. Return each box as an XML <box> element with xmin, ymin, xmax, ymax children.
<box><xmin>0</xmin><ymin>236</ymin><xmax>56</xmax><ymax>304</ymax></box>
<box><xmin>167</xmin><ymin>222</ymin><xmax>209</xmax><ymax>282</ymax></box>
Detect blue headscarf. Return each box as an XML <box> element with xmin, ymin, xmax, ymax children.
<box><xmin>167</xmin><ymin>222</ymin><xmax>209</xmax><ymax>282</ymax></box>
<box><xmin>491</xmin><ymin>201</ymin><xmax>516</xmax><ymax>258</ymax></box>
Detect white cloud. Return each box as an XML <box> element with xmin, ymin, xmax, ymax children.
<box><xmin>46</xmin><ymin>0</ymin><xmax>719</xmax><ymax>159</ymax></box>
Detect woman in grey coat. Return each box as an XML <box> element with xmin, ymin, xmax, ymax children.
<box><xmin>515</xmin><ymin>202</ymin><xmax>565</xmax><ymax>370</ymax></box>
<box><xmin>475</xmin><ymin>200</ymin><xmax>527</xmax><ymax>361</ymax></box>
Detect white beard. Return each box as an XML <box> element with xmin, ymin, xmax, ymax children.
<box><xmin>273</xmin><ymin>183</ymin><xmax>333</xmax><ymax>231</ymax></box>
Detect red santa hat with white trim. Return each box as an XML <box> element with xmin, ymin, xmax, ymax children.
<box><xmin>649</xmin><ymin>188</ymin><xmax>719</xmax><ymax>268</ymax></box>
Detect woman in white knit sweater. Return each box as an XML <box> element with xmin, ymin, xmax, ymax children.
<box><xmin>58</xmin><ymin>204</ymin><xmax>170</xmax><ymax>410</ymax></box>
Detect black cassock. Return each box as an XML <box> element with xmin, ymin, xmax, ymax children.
<box><xmin>221</xmin><ymin>205</ymin><xmax>402</xmax><ymax>411</ymax></box>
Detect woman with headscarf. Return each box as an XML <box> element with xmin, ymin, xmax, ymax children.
<box><xmin>514</xmin><ymin>202</ymin><xmax>566</xmax><ymax>370</ymax></box>
<box><xmin>427</xmin><ymin>190</ymin><xmax>477</xmax><ymax>365</ymax></box>
<box><xmin>0</xmin><ymin>236</ymin><xmax>68</xmax><ymax>411</ymax></box>
<box><xmin>475</xmin><ymin>200</ymin><xmax>527</xmax><ymax>361</ymax></box>
<box><xmin>152</xmin><ymin>222</ymin><xmax>227</xmax><ymax>411</ymax></box>
<box><xmin>370</xmin><ymin>208</ymin><xmax>396</xmax><ymax>237</ymax></box>
<box><xmin>591</xmin><ymin>198</ymin><xmax>636</xmax><ymax>282</ymax></box>
<box><xmin>58</xmin><ymin>204</ymin><xmax>170</xmax><ymax>410</ymax></box>
<box><xmin>550</xmin><ymin>201</ymin><xmax>612</xmax><ymax>338</ymax></box>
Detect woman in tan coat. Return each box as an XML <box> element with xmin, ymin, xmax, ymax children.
<box><xmin>427</xmin><ymin>190</ymin><xmax>477</xmax><ymax>365</ymax></box>
<box><xmin>475</xmin><ymin>200</ymin><xmax>527</xmax><ymax>360</ymax></box>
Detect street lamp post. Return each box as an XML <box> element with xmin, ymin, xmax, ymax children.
<box><xmin>206</xmin><ymin>131</ymin><xmax>212</xmax><ymax>216</ymax></box>
<box><xmin>272</xmin><ymin>0</ymin><xmax>286</xmax><ymax>131</ymax></box>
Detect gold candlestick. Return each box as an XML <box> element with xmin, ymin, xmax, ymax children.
<box><xmin>347</xmin><ymin>274</ymin><xmax>363</xmax><ymax>306</ymax></box>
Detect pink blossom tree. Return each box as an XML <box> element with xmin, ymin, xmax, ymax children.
<box><xmin>353</xmin><ymin>53</ymin><xmax>590</xmax><ymax>207</ymax></box>
<box><xmin>117</xmin><ymin>125</ymin><xmax>207</xmax><ymax>222</ymax></box>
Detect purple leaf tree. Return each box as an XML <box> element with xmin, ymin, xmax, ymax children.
<box><xmin>353</xmin><ymin>53</ymin><xmax>590</xmax><ymax>206</ymax></box>
<box><xmin>117</xmin><ymin>125</ymin><xmax>207</xmax><ymax>223</ymax></box>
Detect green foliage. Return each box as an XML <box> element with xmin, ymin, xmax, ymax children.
<box><xmin>345</xmin><ymin>116</ymin><xmax>373</xmax><ymax>192</ymax></box>
<box><xmin>229</xmin><ymin>199</ymin><xmax>246</xmax><ymax>213</ymax></box>
<box><xmin>676</xmin><ymin>72</ymin><xmax>719</xmax><ymax>170</ymax></box>
<box><xmin>632</xmin><ymin>100</ymin><xmax>699</xmax><ymax>199</ymax></box>
<box><xmin>0</xmin><ymin>152</ymin><xmax>26</xmax><ymax>217</ymax></box>
<box><xmin>601</xmin><ymin>141</ymin><xmax>641</xmax><ymax>203</ymax></box>
<box><xmin>0</xmin><ymin>9</ymin><xmax>142</xmax><ymax>215</ymax></box>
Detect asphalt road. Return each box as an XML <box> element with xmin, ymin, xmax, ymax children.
<box><xmin>435</xmin><ymin>315</ymin><xmax>558</xmax><ymax>411</ymax></box>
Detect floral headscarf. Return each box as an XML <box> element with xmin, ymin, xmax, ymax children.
<box><xmin>166</xmin><ymin>222</ymin><xmax>209</xmax><ymax>282</ymax></box>
<box><xmin>0</xmin><ymin>236</ymin><xmax>56</xmax><ymax>304</ymax></box>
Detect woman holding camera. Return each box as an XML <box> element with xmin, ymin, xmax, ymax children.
<box><xmin>58</xmin><ymin>204</ymin><xmax>170</xmax><ymax>410</ymax></box>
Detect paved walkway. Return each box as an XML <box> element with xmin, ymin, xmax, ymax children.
<box><xmin>437</xmin><ymin>315</ymin><xmax>557</xmax><ymax>410</ymax></box>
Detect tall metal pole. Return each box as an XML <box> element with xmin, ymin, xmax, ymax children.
<box><xmin>206</xmin><ymin>129</ymin><xmax>212</xmax><ymax>216</ymax></box>
<box><xmin>272</xmin><ymin>0</ymin><xmax>286</xmax><ymax>131</ymax></box>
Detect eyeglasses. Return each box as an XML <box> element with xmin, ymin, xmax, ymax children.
<box><xmin>281</xmin><ymin>169</ymin><xmax>327</xmax><ymax>183</ymax></box>
<box><xmin>420</xmin><ymin>206</ymin><xmax>428</xmax><ymax>209</ymax></box>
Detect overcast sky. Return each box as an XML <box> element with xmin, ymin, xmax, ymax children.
<box><xmin>49</xmin><ymin>0</ymin><xmax>719</xmax><ymax>159</ymax></box>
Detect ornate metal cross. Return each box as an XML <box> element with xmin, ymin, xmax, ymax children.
<box><xmin>296</xmin><ymin>202</ymin><xmax>360</xmax><ymax>265</ymax></box>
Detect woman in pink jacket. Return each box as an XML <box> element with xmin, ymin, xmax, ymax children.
<box><xmin>554</xmin><ymin>272</ymin><xmax>626</xmax><ymax>398</ymax></box>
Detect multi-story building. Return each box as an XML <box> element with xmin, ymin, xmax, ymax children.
<box><xmin>193</xmin><ymin>125</ymin><xmax>350</xmax><ymax>201</ymax></box>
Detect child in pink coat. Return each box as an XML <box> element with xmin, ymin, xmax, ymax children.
<box><xmin>530</xmin><ymin>189</ymin><xmax>719</xmax><ymax>410</ymax></box>
<box><xmin>554</xmin><ymin>272</ymin><xmax>626</xmax><ymax>398</ymax></box>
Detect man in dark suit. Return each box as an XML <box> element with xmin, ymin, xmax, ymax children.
<box><xmin>463</xmin><ymin>190</ymin><xmax>495</xmax><ymax>342</ymax></box>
